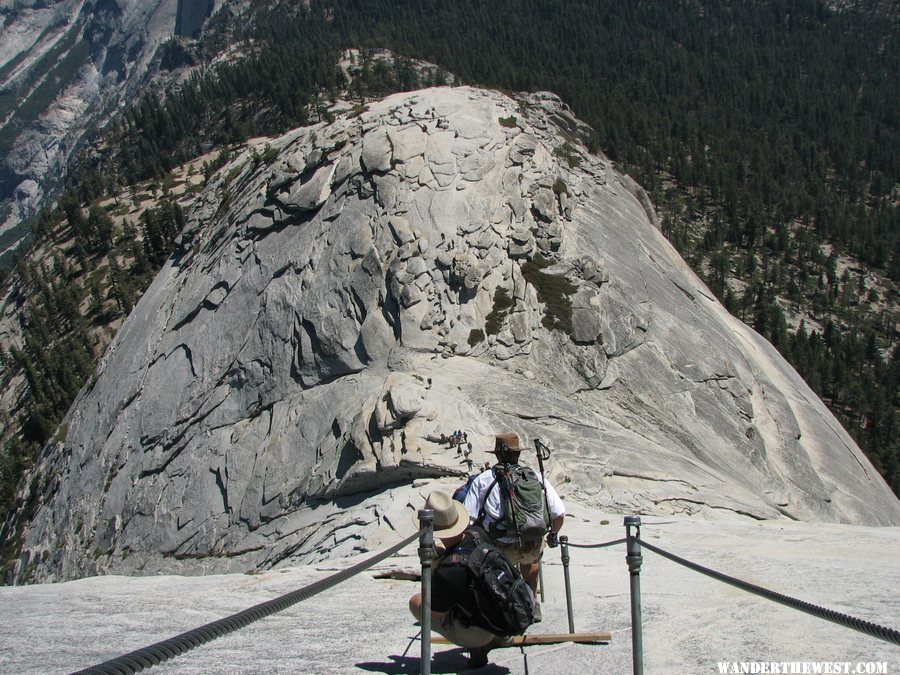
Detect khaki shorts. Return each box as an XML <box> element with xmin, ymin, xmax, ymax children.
<box><xmin>496</xmin><ymin>537</ymin><xmax>544</xmax><ymax>566</ymax></box>
<box><xmin>434</xmin><ymin>608</ymin><xmax>495</xmax><ymax>648</ymax></box>
<box><xmin>412</xmin><ymin>593</ymin><xmax>494</xmax><ymax>648</ymax></box>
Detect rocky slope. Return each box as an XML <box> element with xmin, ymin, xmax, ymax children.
<box><xmin>7</xmin><ymin>86</ymin><xmax>898</xmax><ymax>583</ymax></box>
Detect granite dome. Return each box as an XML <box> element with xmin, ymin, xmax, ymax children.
<box><xmin>9</xmin><ymin>86</ymin><xmax>898</xmax><ymax>583</ymax></box>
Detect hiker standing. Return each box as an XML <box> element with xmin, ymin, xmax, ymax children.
<box><xmin>463</xmin><ymin>432</ymin><xmax>565</xmax><ymax>621</ymax></box>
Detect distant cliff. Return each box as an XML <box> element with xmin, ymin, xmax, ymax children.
<box><xmin>0</xmin><ymin>0</ymin><xmax>216</xmax><ymax>263</ymax></box>
<box><xmin>175</xmin><ymin>0</ymin><xmax>214</xmax><ymax>38</ymax></box>
<box><xmin>7</xmin><ymin>87</ymin><xmax>898</xmax><ymax>583</ymax></box>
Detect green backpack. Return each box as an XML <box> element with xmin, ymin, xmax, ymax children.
<box><xmin>477</xmin><ymin>463</ymin><xmax>551</xmax><ymax>545</ymax></box>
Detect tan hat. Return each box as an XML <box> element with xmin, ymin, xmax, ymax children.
<box><xmin>413</xmin><ymin>491</ymin><xmax>470</xmax><ymax>538</ymax></box>
<box><xmin>491</xmin><ymin>432</ymin><xmax>523</xmax><ymax>454</ymax></box>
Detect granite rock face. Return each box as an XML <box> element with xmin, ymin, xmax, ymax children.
<box><xmin>9</xmin><ymin>87</ymin><xmax>899</xmax><ymax>582</ymax></box>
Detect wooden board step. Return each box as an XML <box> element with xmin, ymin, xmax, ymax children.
<box><xmin>432</xmin><ymin>631</ymin><xmax>611</xmax><ymax>646</ymax></box>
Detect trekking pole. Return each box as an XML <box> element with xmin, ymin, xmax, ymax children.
<box><xmin>534</xmin><ymin>439</ymin><xmax>554</xmax><ymax>535</ymax></box>
<box><xmin>625</xmin><ymin>516</ymin><xmax>644</xmax><ymax>675</ymax></box>
<box><xmin>560</xmin><ymin>535</ymin><xmax>575</xmax><ymax>633</ymax></box>
<box><xmin>534</xmin><ymin>438</ymin><xmax>550</xmax><ymax>531</ymax></box>
<box><xmin>418</xmin><ymin>509</ymin><xmax>435</xmax><ymax>675</ymax></box>
<box><xmin>534</xmin><ymin>439</ymin><xmax>557</xmax><ymax>612</ymax></box>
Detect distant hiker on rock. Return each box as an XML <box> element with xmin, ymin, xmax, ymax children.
<box><xmin>409</xmin><ymin>491</ymin><xmax>536</xmax><ymax>668</ymax></box>
<box><xmin>464</xmin><ymin>433</ymin><xmax>565</xmax><ymax>622</ymax></box>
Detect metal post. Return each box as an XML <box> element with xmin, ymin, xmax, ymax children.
<box><xmin>418</xmin><ymin>509</ymin><xmax>435</xmax><ymax>675</ymax></box>
<box><xmin>559</xmin><ymin>535</ymin><xmax>575</xmax><ymax>633</ymax></box>
<box><xmin>538</xmin><ymin>561</ymin><xmax>546</xmax><ymax>602</ymax></box>
<box><xmin>625</xmin><ymin>516</ymin><xmax>643</xmax><ymax>675</ymax></box>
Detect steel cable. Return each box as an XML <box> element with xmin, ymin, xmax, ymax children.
<box><xmin>638</xmin><ymin>538</ymin><xmax>900</xmax><ymax>646</ymax></box>
<box><xmin>566</xmin><ymin>537</ymin><xmax>626</xmax><ymax>549</ymax></box>
<box><xmin>72</xmin><ymin>528</ymin><xmax>423</xmax><ymax>674</ymax></box>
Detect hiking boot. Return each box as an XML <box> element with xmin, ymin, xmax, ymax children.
<box><xmin>532</xmin><ymin>601</ymin><xmax>543</xmax><ymax>623</ymax></box>
<box><xmin>468</xmin><ymin>646</ymin><xmax>490</xmax><ymax>668</ymax></box>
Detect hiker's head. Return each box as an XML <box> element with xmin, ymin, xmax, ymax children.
<box><xmin>421</xmin><ymin>490</ymin><xmax>470</xmax><ymax>542</ymax></box>
<box><xmin>491</xmin><ymin>432</ymin><xmax>523</xmax><ymax>464</ymax></box>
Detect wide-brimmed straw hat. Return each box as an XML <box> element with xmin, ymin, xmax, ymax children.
<box><xmin>489</xmin><ymin>432</ymin><xmax>523</xmax><ymax>454</ymax></box>
<box><xmin>412</xmin><ymin>491</ymin><xmax>470</xmax><ymax>538</ymax></box>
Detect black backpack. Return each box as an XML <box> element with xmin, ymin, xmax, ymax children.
<box><xmin>477</xmin><ymin>463</ymin><xmax>551</xmax><ymax>546</ymax></box>
<box><xmin>440</xmin><ymin>526</ymin><xmax>535</xmax><ymax>636</ymax></box>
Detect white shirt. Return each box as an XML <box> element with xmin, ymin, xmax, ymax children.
<box><xmin>463</xmin><ymin>464</ymin><xmax>565</xmax><ymax>533</ymax></box>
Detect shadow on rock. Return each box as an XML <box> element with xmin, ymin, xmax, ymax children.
<box><xmin>356</xmin><ymin>647</ymin><xmax>511</xmax><ymax>674</ymax></box>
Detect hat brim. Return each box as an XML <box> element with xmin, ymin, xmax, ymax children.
<box><xmin>411</xmin><ymin>500</ymin><xmax>470</xmax><ymax>538</ymax></box>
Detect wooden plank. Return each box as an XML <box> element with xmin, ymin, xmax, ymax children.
<box><xmin>432</xmin><ymin>632</ymin><xmax>611</xmax><ymax>646</ymax></box>
<box><xmin>372</xmin><ymin>569</ymin><xmax>420</xmax><ymax>581</ymax></box>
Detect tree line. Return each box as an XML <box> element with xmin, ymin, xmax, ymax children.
<box><xmin>0</xmin><ymin>196</ymin><xmax>186</xmax><ymax>524</ymax></box>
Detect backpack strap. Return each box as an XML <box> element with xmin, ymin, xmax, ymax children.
<box><xmin>439</xmin><ymin>526</ymin><xmax>486</xmax><ymax>565</ymax></box>
<box><xmin>475</xmin><ymin>468</ymin><xmax>501</xmax><ymax>528</ymax></box>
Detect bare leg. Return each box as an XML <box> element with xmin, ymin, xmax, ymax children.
<box><xmin>519</xmin><ymin>561</ymin><xmax>543</xmax><ymax>622</ymax></box>
<box><xmin>409</xmin><ymin>592</ymin><xmax>444</xmax><ymax>623</ymax></box>
<box><xmin>520</xmin><ymin>562</ymin><xmax>540</xmax><ymax>594</ymax></box>
<box><xmin>409</xmin><ymin>592</ymin><xmax>423</xmax><ymax>620</ymax></box>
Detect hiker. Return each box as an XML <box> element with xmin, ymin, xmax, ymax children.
<box><xmin>409</xmin><ymin>490</ymin><xmax>535</xmax><ymax>668</ymax></box>
<box><xmin>463</xmin><ymin>432</ymin><xmax>565</xmax><ymax>620</ymax></box>
<box><xmin>408</xmin><ymin>492</ymin><xmax>497</xmax><ymax>653</ymax></box>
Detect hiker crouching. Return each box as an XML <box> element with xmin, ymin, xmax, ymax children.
<box><xmin>409</xmin><ymin>491</ymin><xmax>535</xmax><ymax>667</ymax></box>
<box><xmin>409</xmin><ymin>492</ymin><xmax>495</xmax><ymax>649</ymax></box>
<box><xmin>463</xmin><ymin>433</ymin><xmax>565</xmax><ymax>620</ymax></box>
